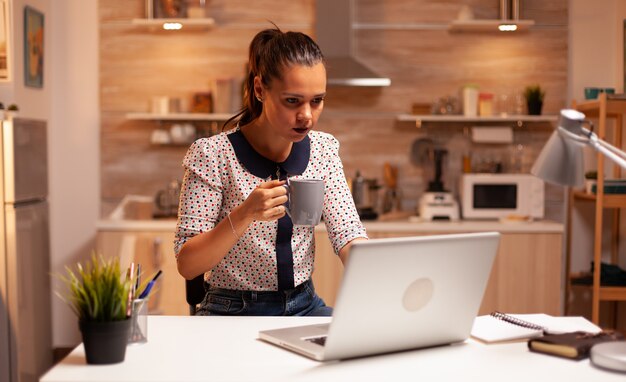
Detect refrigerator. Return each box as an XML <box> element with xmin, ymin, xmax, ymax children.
<box><xmin>0</xmin><ymin>118</ymin><xmax>52</xmax><ymax>382</ymax></box>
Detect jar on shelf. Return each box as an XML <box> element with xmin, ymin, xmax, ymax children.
<box><xmin>186</xmin><ymin>0</ymin><xmax>208</xmax><ymax>18</ymax></box>
<box><xmin>478</xmin><ymin>93</ymin><xmax>494</xmax><ymax>116</ymax></box>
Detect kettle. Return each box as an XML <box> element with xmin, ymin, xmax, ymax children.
<box><xmin>351</xmin><ymin>171</ymin><xmax>379</xmax><ymax>220</ymax></box>
<box><xmin>155</xmin><ymin>180</ymin><xmax>181</xmax><ymax>218</ymax></box>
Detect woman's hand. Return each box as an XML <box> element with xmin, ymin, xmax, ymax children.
<box><xmin>239</xmin><ymin>179</ymin><xmax>288</xmax><ymax>222</ymax></box>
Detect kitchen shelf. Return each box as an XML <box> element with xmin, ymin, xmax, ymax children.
<box><xmin>448</xmin><ymin>19</ymin><xmax>535</xmax><ymax>32</ymax></box>
<box><xmin>126</xmin><ymin>112</ymin><xmax>232</xmax><ymax>121</ymax></box>
<box><xmin>565</xmin><ymin>92</ymin><xmax>626</xmax><ymax>327</ymax></box>
<box><xmin>396</xmin><ymin>113</ymin><xmax>557</xmax><ymax>128</ymax></box>
<box><xmin>572</xmin><ymin>190</ymin><xmax>626</xmax><ymax>208</ymax></box>
<box><xmin>570</xmin><ymin>284</ymin><xmax>626</xmax><ymax>301</ymax></box>
<box><xmin>131</xmin><ymin>18</ymin><xmax>215</xmax><ymax>30</ymax></box>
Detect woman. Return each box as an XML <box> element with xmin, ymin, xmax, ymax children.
<box><xmin>174</xmin><ymin>26</ymin><xmax>367</xmax><ymax>316</ymax></box>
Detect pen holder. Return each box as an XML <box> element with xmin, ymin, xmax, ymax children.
<box><xmin>128</xmin><ymin>298</ymin><xmax>148</xmax><ymax>344</ymax></box>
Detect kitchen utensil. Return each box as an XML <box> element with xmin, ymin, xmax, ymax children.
<box><xmin>409</xmin><ymin>137</ymin><xmax>434</xmax><ymax>167</ymax></box>
<box><xmin>383</xmin><ymin>162</ymin><xmax>398</xmax><ymax>189</ymax></box>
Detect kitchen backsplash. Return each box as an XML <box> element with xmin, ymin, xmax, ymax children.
<box><xmin>99</xmin><ymin>0</ymin><xmax>568</xmax><ymax>221</ymax></box>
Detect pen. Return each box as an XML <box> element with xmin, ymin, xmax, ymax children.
<box><xmin>126</xmin><ymin>263</ymin><xmax>135</xmax><ymax>317</ymax></box>
<box><xmin>138</xmin><ymin>270</ymin><xmax>162</xmax><ymax>299</ymax></box>
<box><xmin>135</xmin><ymin>264</ymin><xmax>141</xmax><ymax>297</ymax></box>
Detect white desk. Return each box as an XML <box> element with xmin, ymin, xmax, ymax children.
<box><xmin>41</xmin><ymin>316</ymin><xmax>624</xmax><ymax>382</ymax></box>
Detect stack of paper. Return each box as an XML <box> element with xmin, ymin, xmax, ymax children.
<box><xmin>470</xmin><ymin>313</ymin><xmax>601</xmax><ymax>343</ymax></box>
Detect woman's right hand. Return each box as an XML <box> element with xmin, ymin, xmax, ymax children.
<box><xmin>239</xmin><ymin>179</ymin><xmax>288</xmax><ymax>222</ymax></box>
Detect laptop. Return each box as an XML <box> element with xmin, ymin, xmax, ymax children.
<box><xmin>258</xmin><ymin>232</ymin><xmax>500</xmax><ymax>361</ymax></box>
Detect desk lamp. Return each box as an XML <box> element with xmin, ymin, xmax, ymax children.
<box><xmin>531</xmin><ymin>109</ymin><xmax>626</xmax><ymax>372</ymax></box>
<box><xmin>531</xmin><ymin>109</ymin><xmax>626</xmax><ymax>187</ymax></box>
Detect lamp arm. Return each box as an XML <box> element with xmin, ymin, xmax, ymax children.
<box><xmin>587</xmin><ymin>133</ymin><xmax>626</xmax><ymax>170</ymax></box>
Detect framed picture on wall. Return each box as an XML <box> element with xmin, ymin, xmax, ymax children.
<box><xmin>24</xmin><ymin>6</ymin><xmax>43</xmax><ymax>88</ymax></box>
<box><xmin>0</xmin><ymin>1</ymin><xmax>9</xmax><ymax>80</ymax></box>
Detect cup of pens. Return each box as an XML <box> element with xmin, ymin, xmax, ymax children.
<box><xmin>128</xmin><ymin>269</ymin><xmax>162</xmax><ymax>345</ymax></box>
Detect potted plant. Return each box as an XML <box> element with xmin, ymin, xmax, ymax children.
<box><xmin>57</xmin><ymin>253</ymin><xmax>133</xmax><ymax>364</ymax></box>
<box><xmin>524</xmin><ymin>85</ymin><xmax>545</xmax><ymax>115</ymax></box>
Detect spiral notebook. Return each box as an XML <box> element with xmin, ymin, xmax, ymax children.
<box><xmin>470</xmin><ymin>311</ymin><xmax>601</xmax><ymax>343</ymax></box>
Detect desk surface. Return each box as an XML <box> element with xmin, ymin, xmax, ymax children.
<box><xmin>41</xmin><ymin>316</ymin><xmax>624</xmax><ymax>382</ymax></box>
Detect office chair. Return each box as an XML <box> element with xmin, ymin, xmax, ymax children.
<box><xmin>185</xmin><ymin>274</ymin><xmax>205</xmax><ymax>315</ymax></box>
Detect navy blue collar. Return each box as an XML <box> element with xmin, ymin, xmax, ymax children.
<box><xmin>227</xmin><ymin>129</ymin><xmax>310</xmax><ymax>179</ymax></box>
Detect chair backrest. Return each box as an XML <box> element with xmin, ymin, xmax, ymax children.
<box><xmin>185</xmin><ymin>275</ymin><xmax>205</xmax><ymax>315</ymax></box>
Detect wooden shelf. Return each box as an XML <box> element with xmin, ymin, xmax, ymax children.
<box><xmin>130</xmin><ymin>18</ymin><xmax>215</xmax><ymax>31</ymax></box>
<box><xmin>571</xmin><ymin>284</ymin><xmax>626</xmax><ymax>301</ymax></box>
<box><xmin>396</xmin><ymin>113</ymin><xmax>557</xmax><ymax>128</ymax></box>
<box><xmin>448</xmin><ymin>19</ymin><xmax>535</xmax><ymax>32</ymax></box>
<box><xmin>572</xmin><ymin>191</ymin><xmax>626</xmax><ymax>208</ymax></box>
<box><xmin>565</xmin><ymin>92</ymin><xmax>626</xmax><ymax>326</ymax></box>
<box><xmin>573</xmin><ymin>96</ymin><xmax>626</xmax><ymax>118</ymax></box>
<box><xmin>126</xmin><ymin>112</ymin><xmax>232</xmax><ymax>121</ymax></box>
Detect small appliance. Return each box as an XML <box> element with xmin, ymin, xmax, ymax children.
<box><xmin>351</xmin><ymin>171</ymin><xmax>379</xmax><ymax>220</ymax></box>
<box><xmin>417</xmin><ymin>147</ymin><xmax>460</xmax><ymax>221</ymax></box>
<box><xmin>419</xmin><ymin>192</ymin><xmax>460</xmax><ymax>221</ymax></box>
<box><xmin>460</xmin><ymin>173</ymin><xmax>544</xmax><ymax>220</ymax></box>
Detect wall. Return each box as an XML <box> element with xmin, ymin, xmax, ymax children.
<box><xmin>98</xmin><ymin>0</ymin><xmax>568</xmax><ymax>219</ymax></box>
<box><xmin>568</xmin><ymin>0</ymin><xmax>626</xmax><ymax>274</ymax></box>
<box><xmin>49</xmin><ymin>0</ymin><xmax>99</xmax><ymax>347</ymax></box>
<box><xmin>0</xmin><ymin>0</ymin><xmax>98</xmax><ymax>349</ymax></box>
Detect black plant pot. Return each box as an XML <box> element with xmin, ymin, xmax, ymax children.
<box><xmin>79</xmin><ymin>319</ymin><xmax>131</xmax><ymax>365</ymax></box>
<box><xmin>527</xmin><ymin>100</ymin><xmax>543</xmax><ymax>115</ymax></box>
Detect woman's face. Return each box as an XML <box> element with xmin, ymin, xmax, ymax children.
<box><xmin>256</xmin><ymin>62</ymin><xmax>326</xmax><ymax>142</ymax></box>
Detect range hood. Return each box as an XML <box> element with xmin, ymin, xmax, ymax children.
<box><xmin>449</xmin><ymin>0</ymin><xmax>535</xmax><ymax>32</ymax></box>
<box><xmin>315</xmin><ymin>0</ymin><xmax>391</xmax><ymax>87</ymax></box>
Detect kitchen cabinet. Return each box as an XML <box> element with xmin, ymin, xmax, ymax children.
<box><xmin>97</xmin><ymin>219</ymin><xmax>563</xmax><ymax>316</ymax></box>
<box><xmin>565</xmin><ymin>93</ymin><xmax>626</xmax><ymax>326</ymax></box>
<box><xmin>96</xmin><ymin>227</ymin><xmax>187</xmax><ymax>316</ymax></box>
<box><xmin>313</xmin><ymin>223</ymin><xmax>563</xmax><ymax>316</ymax></box>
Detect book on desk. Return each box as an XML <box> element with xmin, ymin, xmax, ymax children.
<box><xmin>470</xmin><ymin>312</ymin><xmax>601</xmax><ymax>344</ymax></box>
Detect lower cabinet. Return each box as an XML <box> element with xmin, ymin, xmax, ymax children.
<box><xmin>312</xmin><ymin>230</ymin><xmax>563</xmax><ymax>316</ymax></box>
<box><xmin>96</xmin><ymin>230</ymin><xmax>187</xmax><ymax>316</ymax></box>
<box><xmin>98</xmin><ymin>227</ymin><xmax>562</xmax><ymax>316</ymax></box>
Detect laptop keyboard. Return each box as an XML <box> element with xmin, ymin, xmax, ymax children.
<box><xmin>305</xmin><ymin>336</ymin><xmax>327</xmax><ymax>346</ymax></box>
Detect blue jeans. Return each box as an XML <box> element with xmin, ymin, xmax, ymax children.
<box><xmin>196</xmin><ymin>279</ymin><xmax>333</xmax><ymax>316</ymax></box>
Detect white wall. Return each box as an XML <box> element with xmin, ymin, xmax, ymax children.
<box><xmin>0</xmin><ymin>0</ymin><xmax>98</xmax><ymax>348</ymax></box>
<box><xmin>569</xmin><ymin>0</ymin><xmax>624</xmax><ymax>104</ymax></box>
<box><xmin>48</xmin><ymin>1</ymin><xmax>99</xmax><ymax>347</ymax></box>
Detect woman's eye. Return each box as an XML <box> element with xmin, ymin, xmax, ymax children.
<box><xmin>285</xmin><ymin>98</ymin><xmax>299</xmax><ymax>104</ymax></box>
<box><xmin>312</xmin><ymin>97</ymin><xmax>324</xmax><ymax>105</ymax></box>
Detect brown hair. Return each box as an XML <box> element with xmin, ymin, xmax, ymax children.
<box><xmin>223</xmin><ymin>26</ymin><xmax>325</xmax><ymax>130</ymax></box>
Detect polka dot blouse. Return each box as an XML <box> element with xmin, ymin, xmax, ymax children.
<box><xmin>174</xmin><ymin>127</ymin><xmax>367</xmax><ymax>291</ymax></box>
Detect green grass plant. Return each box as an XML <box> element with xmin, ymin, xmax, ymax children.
<box><xmin>58</xmin><ymin>253</ymin><xmax>131</xmax><ymax>322</ymax></box>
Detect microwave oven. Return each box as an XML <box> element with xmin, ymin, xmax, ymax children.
<box><xmin>460</xmin><ymin>174</ymin><xmax>544</xmax><ymax>219</ymax></box>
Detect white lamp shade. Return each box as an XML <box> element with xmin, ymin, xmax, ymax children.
<box><xmin>531</xmin><ymin>127</ymin><xmax>585</xmax><ymax>187</ymax></box>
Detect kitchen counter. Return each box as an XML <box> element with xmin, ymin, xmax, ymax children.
<box><xmin>96</xmin><ymin>217</ymin><xmax>563</xmax><ymax>234</ymax></box>
<box><xmin>97</xmin><ymin>214</ymin><xmax>564</xmax><ymax>316</ymax></box>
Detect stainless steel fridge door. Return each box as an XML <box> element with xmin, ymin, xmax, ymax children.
<box><xmin>2</xmin><ymin>119</ymin><xmax>48</xmax><ymax>203</ymax></box>
<box><xmin>5</xmin><ymin>200</ymin><xmax>52</xmax><ymax>382</ymax></box>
